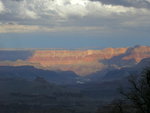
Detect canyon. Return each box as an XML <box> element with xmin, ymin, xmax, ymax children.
<box><xmin>0</xmin><ymin>45</ymin><xmax>150</xmax><ymax>76</ymax></box>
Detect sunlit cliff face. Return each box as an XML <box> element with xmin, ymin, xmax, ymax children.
<box><xmin>27</xmin><ymin>46</ymin><xmax>150</xmax><ymax>75</ymax></box>
<box><xmin>122</xmin><ymin>46</ymin><xmax>150</xmax><ymax>62</ymax></box>
<box><xmin>0</xmin><ymin>46</ymin><xmax>150</xmax><ymax>76</ymax></box>
<box><xmin>26</xmin><ymin>48</ymin><xmax>127</xmax><ymax>75</ymax></box>
<box><xmin>28</xmin><ymin>48</ymin><xmax>127</xmax><ymax>66</ymax></box>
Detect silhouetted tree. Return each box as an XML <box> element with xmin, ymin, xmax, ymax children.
<box><xmin>120</xmin><ymin>68</ymin><xmax>150</xmax><ymax>113</ymax></box>
<box><xmin>96</xmin><ymin>68</ymin><xmax>150</xmax><ymax>113</ymax></box>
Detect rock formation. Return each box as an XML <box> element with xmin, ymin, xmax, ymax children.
<box><xmin>0</xmin><ymin>46</ymin><xmax>150</xmax><ymax>76</ymax></box>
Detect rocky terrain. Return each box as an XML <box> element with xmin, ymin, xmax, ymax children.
<box><xmin>0</xmin><ymin>45</ymin><xmax>150</xmax><ymax>76</ymax></box>
<box><xmin>0</xmin><ymin>46</ymin><xmax>150</xmax><ymax>113</ymax></box>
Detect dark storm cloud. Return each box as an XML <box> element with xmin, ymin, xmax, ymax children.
<box><xmin>91</xmin><ymin>0</ymin><xmax>130</xmax><ymax>6</ymax></box>
<box><xmin>91</xmin><ymin>0</ymin><xmax>150</xmax><ymax>9</ymax></box>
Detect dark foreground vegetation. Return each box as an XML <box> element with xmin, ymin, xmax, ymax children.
<box><xmin>97</xmin><ymin>68</ymin><xmax>150</xmax><ymax>113</ymax></box>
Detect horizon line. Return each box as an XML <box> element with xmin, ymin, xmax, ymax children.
<box><xmin>0</xmin><ymin>45</ymin><xmax>148</xmax><ymax>51</ymax></box>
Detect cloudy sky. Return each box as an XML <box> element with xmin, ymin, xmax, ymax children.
<box><xmin>0</xmin><ymin>0</ymin><xmax>150</xmax><ymax>48</ymax></box>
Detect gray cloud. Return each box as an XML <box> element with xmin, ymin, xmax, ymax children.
<box><xmin>0</xmin><ymin>0</ymin><xmax>150</xmax><ymax>33</ymax></box>
<box><xmin>91</xmin><ymin>0</ymin><xmax>131</xmax><ymax>7</ymax></box>
<box><xmin>91</xmin><ymin>0</ymin><xmax>150</xmax><ymax>8</ymax></box>
<box><xmin>0</xmin><ymin>0</ymin><xmax>5</xmax><ymax>13</ymax></box>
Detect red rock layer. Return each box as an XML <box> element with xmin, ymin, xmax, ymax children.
<box><xmin>1</xmin><ymin>46</ymin><xmax>150</xmax><ymax>76</ymax></box>
<box><xmin>28</xmin><ymin>48</ymin><xmax>127</xmax><ymax>67</ymax></box>
<box><xmin>122</xmin><ymin>46</ymin><xmax>150</xmax><ymax>62</ymax></box>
